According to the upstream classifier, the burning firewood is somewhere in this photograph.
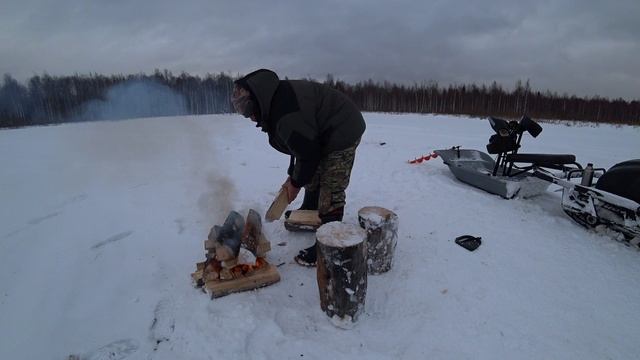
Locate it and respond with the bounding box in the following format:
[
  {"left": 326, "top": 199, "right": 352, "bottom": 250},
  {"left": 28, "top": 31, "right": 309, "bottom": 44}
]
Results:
[
  {"left": 191, "top": 209, "right": 280, "bottom": 298},
  {"left": 207, "top": 211, "right": 244, "bottom": 264},
  {"left": 241, "top": 209, "right": 271, "bottom": 257}
]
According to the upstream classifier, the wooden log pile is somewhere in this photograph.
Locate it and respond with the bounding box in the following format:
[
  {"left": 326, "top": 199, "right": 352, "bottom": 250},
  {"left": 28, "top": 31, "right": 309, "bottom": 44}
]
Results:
[
  {"left": 191, "top": 209, "right": 280, "bottom": 298},
  {"left": 284, "top": 210, "right": 322, "bottom": 232}
]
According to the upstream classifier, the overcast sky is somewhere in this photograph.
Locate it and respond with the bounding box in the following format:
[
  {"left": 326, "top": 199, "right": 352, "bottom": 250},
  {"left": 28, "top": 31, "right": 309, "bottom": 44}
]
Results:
[{"left": 1, "top": 0, "right": 638, "bottom": 100}]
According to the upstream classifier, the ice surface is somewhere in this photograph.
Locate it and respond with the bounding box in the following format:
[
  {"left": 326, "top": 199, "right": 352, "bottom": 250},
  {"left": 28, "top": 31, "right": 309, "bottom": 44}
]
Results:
[{"left": 1, "top": 113, "right": 639, "bottom": 359}]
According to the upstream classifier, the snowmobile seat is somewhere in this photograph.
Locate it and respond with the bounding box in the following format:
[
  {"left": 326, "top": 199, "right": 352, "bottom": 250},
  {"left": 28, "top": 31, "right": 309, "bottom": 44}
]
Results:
[
  {"left": 608, "top": 159, "right": 640, "bottom": 170},
  {"left": 596, "top": 160, "right": 640, "bottom": 204},
  {"left": 506, "top": 153, "right": 576, "bottom": 165},
  {"left": 486, "top": 133, "right": 519, "bottom": 154}
]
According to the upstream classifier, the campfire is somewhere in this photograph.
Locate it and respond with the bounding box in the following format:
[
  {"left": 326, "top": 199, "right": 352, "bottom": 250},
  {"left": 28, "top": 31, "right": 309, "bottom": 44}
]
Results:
[
  {"left": 191, "top": 209, "right": 280, "bottom": 298},
  {"left": 194, "top": 257, "right": 269, "bottom": 285}
]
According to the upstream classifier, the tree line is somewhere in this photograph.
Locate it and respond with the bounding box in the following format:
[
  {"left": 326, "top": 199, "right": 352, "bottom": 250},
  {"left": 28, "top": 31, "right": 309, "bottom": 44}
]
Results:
[
  {"left": 330, "top": 77, "right": 639, "bottom": 125},
  {"left": 0, "top": 70, "right": 234, "bottom": 128},
  {"left": 1, "top": 71, "right": 638, "bottom": 129}
]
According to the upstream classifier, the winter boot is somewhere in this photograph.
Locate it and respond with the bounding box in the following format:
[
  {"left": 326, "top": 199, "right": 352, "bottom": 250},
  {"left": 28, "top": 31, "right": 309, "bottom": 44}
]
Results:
[
  {"left": 294, "top": 243, "right": 317, "bottom": 267},
  {"left": 285, "top": 190, "right": 319, "bottom": 219}
]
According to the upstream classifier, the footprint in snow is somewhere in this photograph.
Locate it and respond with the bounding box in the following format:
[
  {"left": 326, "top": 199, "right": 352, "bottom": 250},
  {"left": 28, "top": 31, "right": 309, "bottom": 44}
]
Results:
[
  {"left": 27, "top": 211, "right": 62, "bottom": 225},
  {"left": 91, "top": 231, "right": 134, "bottom": 250},
  {"left": 149, "top": 298, "right": 176, "bottom": 351},
  {"left": 174, "top": 218, "right": 186, "bottom": 235},
  {"left": 68, "top": 338, "right": 138, "bottom": 360}
]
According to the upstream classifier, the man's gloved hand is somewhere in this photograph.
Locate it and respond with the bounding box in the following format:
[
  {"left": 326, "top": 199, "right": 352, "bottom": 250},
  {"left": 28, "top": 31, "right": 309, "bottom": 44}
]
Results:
[{"left": 282, "top": 177, "right": 301, "bottom": 204}]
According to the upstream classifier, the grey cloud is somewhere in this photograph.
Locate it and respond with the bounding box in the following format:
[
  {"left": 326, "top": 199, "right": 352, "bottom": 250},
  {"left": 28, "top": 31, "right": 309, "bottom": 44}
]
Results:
[{"left": 1, "top": 0, "right": 638, "bottom": 100}]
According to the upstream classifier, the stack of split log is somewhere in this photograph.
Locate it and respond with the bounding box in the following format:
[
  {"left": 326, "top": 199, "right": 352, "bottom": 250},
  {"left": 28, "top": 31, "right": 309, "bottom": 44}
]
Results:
[
  {"left": 264, "top": 187, "right": 322, "bottom": 231},
  {"left": 191, "top": 209, "right": 280, "bottom": 298},
  {"left": 284, "top": 210, "right": 322, "bottom": 232}
]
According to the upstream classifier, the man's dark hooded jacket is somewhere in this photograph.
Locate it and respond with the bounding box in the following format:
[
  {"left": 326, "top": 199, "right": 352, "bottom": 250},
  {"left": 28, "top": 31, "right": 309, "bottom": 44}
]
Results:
[{"left": 236, "top": 69, "right": 366, "bottom": 188}]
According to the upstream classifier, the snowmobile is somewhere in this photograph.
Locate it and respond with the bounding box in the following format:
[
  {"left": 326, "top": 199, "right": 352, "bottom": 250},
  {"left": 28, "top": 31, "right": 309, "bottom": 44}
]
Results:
[{"left": 434, "top": 115, "right": 640, "bottom": 246}]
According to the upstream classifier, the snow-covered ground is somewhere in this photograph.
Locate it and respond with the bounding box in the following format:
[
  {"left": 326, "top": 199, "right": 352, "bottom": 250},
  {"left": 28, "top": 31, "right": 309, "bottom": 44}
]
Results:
[{"left": 1, "top": 113, "right": 639, "bottom": 360}]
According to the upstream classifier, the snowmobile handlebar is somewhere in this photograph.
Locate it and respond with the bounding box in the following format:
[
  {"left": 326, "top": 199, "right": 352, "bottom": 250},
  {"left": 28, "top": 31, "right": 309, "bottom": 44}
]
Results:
[{"left": 489, "top": 115, "right": 542, "bottom": 138}]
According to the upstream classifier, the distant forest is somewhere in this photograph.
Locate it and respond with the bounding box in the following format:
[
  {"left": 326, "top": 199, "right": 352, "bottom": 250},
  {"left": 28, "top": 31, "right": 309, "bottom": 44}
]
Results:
[{"left": 1, "top": 70, "right": 638, "bottom": 129}]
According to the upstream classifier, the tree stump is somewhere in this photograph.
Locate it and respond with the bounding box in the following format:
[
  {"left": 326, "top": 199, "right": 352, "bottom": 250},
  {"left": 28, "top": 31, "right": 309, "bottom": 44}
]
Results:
[
  {"left": 358, "top": 206, "right": 398, "bottom": 274},
  {"left": 316, "top": 222, "right": 368, "bottom": 328}
]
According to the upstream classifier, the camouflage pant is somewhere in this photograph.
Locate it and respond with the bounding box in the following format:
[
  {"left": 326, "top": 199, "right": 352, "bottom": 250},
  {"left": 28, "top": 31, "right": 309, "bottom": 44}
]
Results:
[{"left": 305, "top": 139, "right": 360, "bottom": 215}]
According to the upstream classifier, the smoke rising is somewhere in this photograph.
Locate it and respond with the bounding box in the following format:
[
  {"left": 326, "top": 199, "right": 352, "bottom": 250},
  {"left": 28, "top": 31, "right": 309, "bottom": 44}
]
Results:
[
  {"left": 197, "top": 174, "right": 237, "bottom": 225},
  {"left": 76, "top": 79, "right": 187, "bottom": 121}
]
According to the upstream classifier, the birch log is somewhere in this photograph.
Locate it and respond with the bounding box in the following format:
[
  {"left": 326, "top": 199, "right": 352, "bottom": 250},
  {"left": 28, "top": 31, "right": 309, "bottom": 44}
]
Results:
[
  {"left": 358, "top": 206, "right": 398, "bottom": 274},
  {"left": 316, "top": 222, "right": 367, "bottom": 328}
]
